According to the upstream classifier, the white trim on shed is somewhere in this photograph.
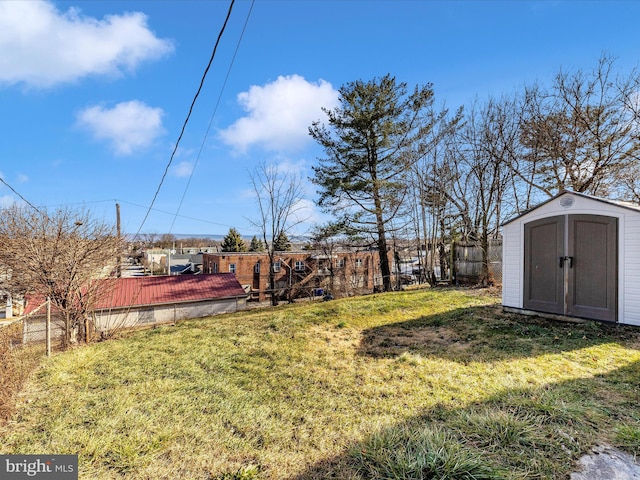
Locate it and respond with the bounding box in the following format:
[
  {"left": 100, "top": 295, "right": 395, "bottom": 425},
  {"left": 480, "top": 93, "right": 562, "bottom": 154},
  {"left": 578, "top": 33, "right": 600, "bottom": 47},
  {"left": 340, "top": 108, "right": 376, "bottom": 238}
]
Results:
[{"left": 502, "top": 191, "right": 640, "bottom": 326}]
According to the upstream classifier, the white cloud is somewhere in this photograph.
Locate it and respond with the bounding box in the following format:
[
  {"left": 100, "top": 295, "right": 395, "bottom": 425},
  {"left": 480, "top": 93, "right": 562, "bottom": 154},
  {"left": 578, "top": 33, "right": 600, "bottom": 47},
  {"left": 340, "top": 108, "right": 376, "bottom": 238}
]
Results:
[
  {"left": 290, "top": 198, "right": 322, "bottom": 229},
  {"left": 77, "top": 100, "right": 165, "bottom": 155},
  {"left": 220, "top": 75, "right": 340, "bottom": 153},
  {"left": 266, "top": 156, "right": 308, "bottom": 176},
  {"left": 172, "top": 161, "right": 194, "bottom": 178},
  {"left": 0, "top": 1, "right": 173, "bottom": 88},
  {"left": 0, "top": 172, "right": 29, "bottom": 185}
]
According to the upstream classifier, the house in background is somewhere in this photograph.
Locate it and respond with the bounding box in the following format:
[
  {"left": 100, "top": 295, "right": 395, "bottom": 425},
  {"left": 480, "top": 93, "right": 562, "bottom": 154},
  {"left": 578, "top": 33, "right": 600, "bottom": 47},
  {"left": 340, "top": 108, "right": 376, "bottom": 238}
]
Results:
[
  {"left": 502, "top": 190, "right": 640, "bottom": 326},
  {"left": 143, "top": 249, "right": 208, "bottom": 275},
  {"left": 168, "top": 253, "right": 203, "bottom": 275},
  {"left": 202, "top": 250, "right": 385, "bottom": 302},
  {"left": 21, "top": 274, "right": 248, "bottom": 343}
]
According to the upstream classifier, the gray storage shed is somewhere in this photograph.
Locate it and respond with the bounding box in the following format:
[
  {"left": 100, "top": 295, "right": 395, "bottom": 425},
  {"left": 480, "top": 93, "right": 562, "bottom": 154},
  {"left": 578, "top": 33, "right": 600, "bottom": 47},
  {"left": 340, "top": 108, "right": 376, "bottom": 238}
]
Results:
[{"left": 502, "top": 191, "right": 640, "bottom": 326}]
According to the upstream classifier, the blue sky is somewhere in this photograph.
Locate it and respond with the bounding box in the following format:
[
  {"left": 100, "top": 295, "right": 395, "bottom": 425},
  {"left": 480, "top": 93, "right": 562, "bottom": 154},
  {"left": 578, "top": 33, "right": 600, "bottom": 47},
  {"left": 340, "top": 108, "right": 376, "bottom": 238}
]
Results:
[{"left": 1, "top": 0, "right": 640, "bottom": 238}]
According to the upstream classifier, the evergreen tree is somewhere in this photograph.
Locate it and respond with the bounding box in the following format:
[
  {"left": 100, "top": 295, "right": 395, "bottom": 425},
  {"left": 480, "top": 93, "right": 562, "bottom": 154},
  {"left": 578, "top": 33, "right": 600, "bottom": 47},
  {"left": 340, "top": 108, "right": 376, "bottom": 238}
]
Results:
[
  {"left": 310, "top": 74, "right": 437, "bottom": 291},
  {"left": 249, "top": 235, "right": 265, "bottom": 252},
  {"left": 220, "top": 228, "right": 247, "bottom": 252},
  {"left": 272, "top": 231, "right": 291, "bottom": 251}
]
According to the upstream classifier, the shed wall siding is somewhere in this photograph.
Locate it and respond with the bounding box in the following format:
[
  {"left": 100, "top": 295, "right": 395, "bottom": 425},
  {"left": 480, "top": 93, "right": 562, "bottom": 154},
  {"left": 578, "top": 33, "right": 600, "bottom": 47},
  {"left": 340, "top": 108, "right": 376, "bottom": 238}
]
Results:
[
  {"left": 622, "top": 213, "right": 640, "bottom": 326},
  {"left": 502, "top": 222, "right": 522, "bottom": 308},
  {"left": 502, "top": 192, "right": 640, "bottom": 326},
  {"left": 20, "top": 298, "right": 247, "bottom": 344},
  {"left": 95, "top": 298, "right": 246, "bottom": 332}
]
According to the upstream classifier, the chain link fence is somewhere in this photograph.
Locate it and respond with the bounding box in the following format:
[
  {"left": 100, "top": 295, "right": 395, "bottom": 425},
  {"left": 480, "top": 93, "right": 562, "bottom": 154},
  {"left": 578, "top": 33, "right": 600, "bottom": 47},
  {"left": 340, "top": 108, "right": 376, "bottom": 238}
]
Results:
[
  {"left": 1, "top": 301, "right": 53, "bottom": 422},
  {"left": 0, "top": 300, "right": 60, "bottom": 351}
]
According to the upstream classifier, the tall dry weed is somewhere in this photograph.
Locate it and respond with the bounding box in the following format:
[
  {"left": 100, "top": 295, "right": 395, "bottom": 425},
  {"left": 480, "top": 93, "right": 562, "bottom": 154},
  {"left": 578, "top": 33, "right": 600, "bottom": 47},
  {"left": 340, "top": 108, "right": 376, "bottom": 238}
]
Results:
[{"left": 0, "top": 323, "right": 39, "bottom": 423}]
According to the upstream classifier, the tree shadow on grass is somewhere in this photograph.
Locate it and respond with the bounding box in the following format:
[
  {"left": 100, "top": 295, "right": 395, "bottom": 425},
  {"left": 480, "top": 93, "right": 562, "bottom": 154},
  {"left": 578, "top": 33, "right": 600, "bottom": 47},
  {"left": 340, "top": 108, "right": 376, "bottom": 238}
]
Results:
[
  {"left": 356, "top": 304, "right": 640, "bottom": 363},
  {"left": 290, "top": 358, "right": 640, "bottom": 479}
]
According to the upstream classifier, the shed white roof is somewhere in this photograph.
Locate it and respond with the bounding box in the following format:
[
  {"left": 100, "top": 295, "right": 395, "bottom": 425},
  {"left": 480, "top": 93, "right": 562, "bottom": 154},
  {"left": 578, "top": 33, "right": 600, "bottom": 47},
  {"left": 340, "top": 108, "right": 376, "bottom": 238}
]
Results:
[{"left": 502, "top": 190, "right": 640, "bottom": 226}]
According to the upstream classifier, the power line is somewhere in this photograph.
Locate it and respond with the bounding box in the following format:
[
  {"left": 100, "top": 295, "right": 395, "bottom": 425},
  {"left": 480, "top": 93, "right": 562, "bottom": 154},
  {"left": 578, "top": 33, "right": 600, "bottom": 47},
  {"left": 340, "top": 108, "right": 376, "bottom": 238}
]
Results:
[
  {"left": 20, "top": 197, "right": 261, "bottom": 235},
  {"left": 169, "top": 0, "right": 255, "bottom": 234},
  {"left": 0, "top": 176, "right": 43, "bottom": 214},
  {"left": 135, "top": 0, "right": 237, "bottom": 238},
  {"left": 39, "top": 199, "right": 118, "bottom": 208},
  {"left": 118, "top": 199, "right": 259, "bottom": 232}
]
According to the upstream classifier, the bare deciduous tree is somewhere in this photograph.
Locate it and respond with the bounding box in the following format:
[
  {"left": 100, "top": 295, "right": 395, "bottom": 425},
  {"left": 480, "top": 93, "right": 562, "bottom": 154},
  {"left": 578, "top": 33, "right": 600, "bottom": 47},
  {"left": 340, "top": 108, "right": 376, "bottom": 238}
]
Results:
[
  {"left": 408, "top": 104, "right": 461, "bottom": 284},
  {"left": 0, "top": 205, "right": 122, "bottom": 347},
  {"left": 519, "top": 54, "right": 640, "bottom": 198},
  {"left": 309, "top": 221, "right": 357, "bottom": 297},
  {"left": 454, "top": 97, "right": 519, "bottom": 284},
  {"left": 249, "top": 162, "right": 306, "bottom": 306}
]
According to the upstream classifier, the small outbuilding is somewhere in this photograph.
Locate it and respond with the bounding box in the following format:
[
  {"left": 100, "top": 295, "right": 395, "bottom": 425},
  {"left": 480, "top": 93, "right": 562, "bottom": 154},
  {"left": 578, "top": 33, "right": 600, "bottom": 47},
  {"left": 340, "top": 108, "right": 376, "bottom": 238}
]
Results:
[
  {"left": 502, "top": 191, "right": 640, "bottom": 326},
  {"left": 92, "top": 274, "right": 248, "bottom": 332},
  {"left": 21, "top": 274, "right": 248, "bottom": 343}
]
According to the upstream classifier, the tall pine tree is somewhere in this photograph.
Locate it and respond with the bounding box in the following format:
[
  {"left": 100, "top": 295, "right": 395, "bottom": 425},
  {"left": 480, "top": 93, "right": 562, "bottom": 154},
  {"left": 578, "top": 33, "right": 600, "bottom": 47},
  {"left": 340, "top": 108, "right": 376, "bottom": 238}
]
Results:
[
  {"left": 272, "top": 231, "right": 291, "bottom": 251},
  {"left": 220, "top": 228, "right": 247, "bottom": 252},
  {"left": 249, "top": 235, "right": 265, "bottom": 252},
  {"left": 310, "top": 75, "right": 437, "bottom": 291}
]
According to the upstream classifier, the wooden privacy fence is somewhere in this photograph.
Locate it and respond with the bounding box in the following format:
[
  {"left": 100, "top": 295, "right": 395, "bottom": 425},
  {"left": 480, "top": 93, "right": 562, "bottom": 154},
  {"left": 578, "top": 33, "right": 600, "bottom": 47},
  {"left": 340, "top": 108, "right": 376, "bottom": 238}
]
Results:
[{"left": 453, "top": 239, "right": 502, "bottom": 285}]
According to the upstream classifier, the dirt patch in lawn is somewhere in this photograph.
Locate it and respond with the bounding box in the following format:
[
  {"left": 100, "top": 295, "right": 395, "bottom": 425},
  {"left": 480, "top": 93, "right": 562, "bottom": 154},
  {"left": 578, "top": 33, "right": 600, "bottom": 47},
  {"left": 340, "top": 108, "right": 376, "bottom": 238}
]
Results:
[{"left": 360, "top": 324, "right": 459, "bottom": 358}]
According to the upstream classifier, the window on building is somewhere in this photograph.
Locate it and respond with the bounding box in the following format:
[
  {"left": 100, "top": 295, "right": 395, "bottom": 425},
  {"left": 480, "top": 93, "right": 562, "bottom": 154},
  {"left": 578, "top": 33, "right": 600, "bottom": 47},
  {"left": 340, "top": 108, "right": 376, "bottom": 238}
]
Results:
[
  {"left": 213, "top": 262, "right": 218, "bottom": 273},
  {"left": 336, "top": 258, "right": 345, "bottom": 268},
  {"left": 254, "top": 262, "right": 260, "bottom": 274},
  {"left": 355, "top": 258, "right": 363, "bottom": 268},
  {"left": 229, "top": 263, "right": 236, "bottom": 274},
  {"left": 295, "top": 260, "right": 305, "bottom": 271},
  {"left": 273, "top": 261, "right": 281, "bottom": 272}
]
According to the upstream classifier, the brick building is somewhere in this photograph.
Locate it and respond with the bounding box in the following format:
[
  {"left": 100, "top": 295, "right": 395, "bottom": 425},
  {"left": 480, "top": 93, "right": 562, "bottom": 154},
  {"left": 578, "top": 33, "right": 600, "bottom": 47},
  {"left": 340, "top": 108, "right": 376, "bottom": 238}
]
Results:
[{"left": 202, "top": 249, "right": 386, "bottom": 301}]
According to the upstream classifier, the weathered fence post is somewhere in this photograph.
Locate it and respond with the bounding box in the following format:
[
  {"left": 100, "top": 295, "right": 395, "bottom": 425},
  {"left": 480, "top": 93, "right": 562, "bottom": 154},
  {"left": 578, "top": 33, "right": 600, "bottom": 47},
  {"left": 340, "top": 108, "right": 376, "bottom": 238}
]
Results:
[
  {"left": 46, "top": 297, "right": 51, "bottom": 357},
  {"left": 450, "top": 240, "right": 455, "bottom": 285}
]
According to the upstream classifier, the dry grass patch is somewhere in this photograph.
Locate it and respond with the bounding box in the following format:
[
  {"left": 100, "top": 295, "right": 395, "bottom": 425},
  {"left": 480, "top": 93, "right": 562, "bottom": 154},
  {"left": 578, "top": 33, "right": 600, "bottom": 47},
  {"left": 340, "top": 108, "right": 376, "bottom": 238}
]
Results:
[
  {"left": 1, "top": 288, "right": 640, "bottom": 479},
  {"left": 0, "top": 323, "right": 43, "bottom": 424}
]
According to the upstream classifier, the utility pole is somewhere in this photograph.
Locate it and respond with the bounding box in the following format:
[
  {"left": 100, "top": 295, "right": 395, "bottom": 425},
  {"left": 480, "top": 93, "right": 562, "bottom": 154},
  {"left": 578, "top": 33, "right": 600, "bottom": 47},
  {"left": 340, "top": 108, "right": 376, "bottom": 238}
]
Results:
[
  {"left": 168, "top": 241, "right": 174, "bottom": 276},
  {"left": 116, "top": 202, "right": 121, "bottom": 277}
]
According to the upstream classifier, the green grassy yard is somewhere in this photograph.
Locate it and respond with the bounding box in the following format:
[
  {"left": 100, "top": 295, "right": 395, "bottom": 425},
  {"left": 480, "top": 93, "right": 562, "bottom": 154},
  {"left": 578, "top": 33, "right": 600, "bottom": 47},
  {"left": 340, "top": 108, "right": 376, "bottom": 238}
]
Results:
[{"left": 1, "top": 288, "right": 639, "bottom": 479}]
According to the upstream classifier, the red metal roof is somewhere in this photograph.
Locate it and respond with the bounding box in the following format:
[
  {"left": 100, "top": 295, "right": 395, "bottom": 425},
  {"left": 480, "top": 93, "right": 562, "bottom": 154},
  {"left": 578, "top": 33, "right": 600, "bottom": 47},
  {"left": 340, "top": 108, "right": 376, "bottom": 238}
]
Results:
[
  {"left": 95, "top": 274, "right": 246, "bottom": 309},
  {"left": 23, "top": 274, "right": 246, "bottom": 314}
]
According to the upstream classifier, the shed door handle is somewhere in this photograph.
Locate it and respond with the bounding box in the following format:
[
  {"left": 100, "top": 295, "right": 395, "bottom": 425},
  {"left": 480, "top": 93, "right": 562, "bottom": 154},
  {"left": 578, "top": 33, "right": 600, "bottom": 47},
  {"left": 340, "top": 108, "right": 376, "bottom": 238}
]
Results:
[{"left": 559, "top": 256, "right": 574, "bottom": 268}]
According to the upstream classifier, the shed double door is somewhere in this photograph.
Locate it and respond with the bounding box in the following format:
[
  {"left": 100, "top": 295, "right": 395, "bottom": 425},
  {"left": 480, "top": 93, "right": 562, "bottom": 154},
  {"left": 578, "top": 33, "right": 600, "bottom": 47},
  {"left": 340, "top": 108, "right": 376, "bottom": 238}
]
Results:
[{"left": 523, "top": 214, "right": 617, "bottom": 322}]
